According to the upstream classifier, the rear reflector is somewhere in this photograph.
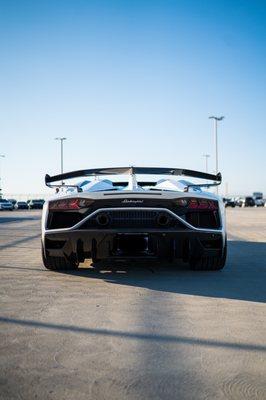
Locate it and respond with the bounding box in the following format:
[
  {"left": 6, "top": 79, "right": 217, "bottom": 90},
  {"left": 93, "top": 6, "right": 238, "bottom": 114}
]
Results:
[{"left": 49, "top": 198, "right": 93, "bottom": 210}]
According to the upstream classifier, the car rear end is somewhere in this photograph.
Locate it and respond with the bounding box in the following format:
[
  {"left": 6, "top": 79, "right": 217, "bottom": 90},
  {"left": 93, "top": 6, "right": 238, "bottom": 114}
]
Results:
[
  {"left": 0, "top": 200, "right": 14, "bottom": 211},
  {"left": 42, "top": 192, "right": 226, "bottom": 269},
  {"left": 16, "top": 201, "right": 29, "bottom": 210},
  {"left": 245, "top": 197, "right": 255, "bottom": 207},
  {"left": 29, "top": 200, "right": 44, "bottom": 209}
]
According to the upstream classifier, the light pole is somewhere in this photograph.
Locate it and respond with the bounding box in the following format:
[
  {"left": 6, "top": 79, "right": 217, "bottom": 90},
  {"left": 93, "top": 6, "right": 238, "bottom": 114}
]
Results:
[
  {"left": 203, "top": 154, "right": 210, "bottom": 173},
  {"left": 54, "top": 137, "right": 67, "bottom": 184},
  {"left": 0, "top": 154, "right": 5, "bottom": 198},
  {"left": 209, "top": 116, "right": 224, "bottom": 193}
]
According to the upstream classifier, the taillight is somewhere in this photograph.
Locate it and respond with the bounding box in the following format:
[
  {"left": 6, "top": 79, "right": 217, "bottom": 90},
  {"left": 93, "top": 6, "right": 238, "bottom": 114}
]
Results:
[
  {"left": 197, "top": 199, "right": 209, "bottom": 209},
  {"left": 49, "top": 198, "right": 94, "bottom": 210},
  {"left": 189, "top": 199, "right": 198, "bottom": 209},
  {"left": 175, "top": 198, "right": 218, "bottom": 210}
]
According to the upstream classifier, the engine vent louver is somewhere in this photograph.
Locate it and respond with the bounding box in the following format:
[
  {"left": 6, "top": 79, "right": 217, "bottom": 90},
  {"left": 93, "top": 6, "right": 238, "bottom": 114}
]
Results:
[
  {"left": 47, "top": 212, "right": 83, "bottom": 229},
  {"left": 186, "top": 211, "right": 220, "bottom": 229}
]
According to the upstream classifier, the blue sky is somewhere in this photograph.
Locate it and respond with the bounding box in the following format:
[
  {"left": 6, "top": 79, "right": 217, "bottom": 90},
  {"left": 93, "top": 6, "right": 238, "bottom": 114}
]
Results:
[{"left": 0, "top": 0, "right": 265, "bottom": 195}]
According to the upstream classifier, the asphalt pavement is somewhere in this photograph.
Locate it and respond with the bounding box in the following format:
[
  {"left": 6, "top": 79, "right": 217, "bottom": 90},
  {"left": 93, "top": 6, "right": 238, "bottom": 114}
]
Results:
[{"left": 0, "top": 208, "right": 266, "bottom": 400}]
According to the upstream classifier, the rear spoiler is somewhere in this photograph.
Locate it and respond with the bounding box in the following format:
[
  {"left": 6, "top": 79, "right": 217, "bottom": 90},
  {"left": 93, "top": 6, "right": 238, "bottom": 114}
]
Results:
[{"left": 45, "top": 167, "right": 222, "bottom": 190}]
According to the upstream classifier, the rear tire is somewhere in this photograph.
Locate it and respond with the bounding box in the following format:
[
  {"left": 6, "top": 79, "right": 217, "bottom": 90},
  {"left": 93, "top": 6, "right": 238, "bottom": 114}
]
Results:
[
  {"left": 42, "top": 246, "right": 79, "bottom": 271},
  {"left": 189, "top": 239, "right": 227, "bottom": 271}
]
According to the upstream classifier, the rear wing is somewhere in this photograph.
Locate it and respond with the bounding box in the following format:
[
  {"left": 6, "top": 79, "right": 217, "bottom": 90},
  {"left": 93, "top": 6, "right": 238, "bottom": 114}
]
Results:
[{"left": 45, "top": 166, "right": 222, "bottom": 191}]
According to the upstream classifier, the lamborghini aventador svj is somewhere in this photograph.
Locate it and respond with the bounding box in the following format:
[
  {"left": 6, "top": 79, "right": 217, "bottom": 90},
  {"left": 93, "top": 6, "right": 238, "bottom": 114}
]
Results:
[{"left": 42, "top": 167, "right": 227, "bottom": 271}]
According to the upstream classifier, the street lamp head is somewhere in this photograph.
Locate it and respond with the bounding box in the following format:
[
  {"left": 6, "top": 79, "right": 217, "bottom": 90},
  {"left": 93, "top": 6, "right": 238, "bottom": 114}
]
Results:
[
  {"left": 209, "top": 116, "right": 225, "bottom": 121},
  {"left": 55, "top": 137, "right": 67, "bottom": 141},
  {"left": 0, "top": 154, "right": 5, "bottom": 158}
]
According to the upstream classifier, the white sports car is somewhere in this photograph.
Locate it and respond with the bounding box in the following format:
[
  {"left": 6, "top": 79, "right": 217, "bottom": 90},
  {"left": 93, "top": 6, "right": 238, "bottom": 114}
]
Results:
[{"left": 42, "top": 167, "right": 227, "bottom": 271}]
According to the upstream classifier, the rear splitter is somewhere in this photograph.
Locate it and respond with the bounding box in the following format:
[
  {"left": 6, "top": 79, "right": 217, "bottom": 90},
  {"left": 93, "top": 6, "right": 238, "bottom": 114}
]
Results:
[{"left": 43, "top": 229, "right": 224, "bottom": 262}]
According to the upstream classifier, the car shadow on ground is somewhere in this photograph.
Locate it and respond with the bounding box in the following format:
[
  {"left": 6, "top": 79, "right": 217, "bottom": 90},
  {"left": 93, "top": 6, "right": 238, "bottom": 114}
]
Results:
[
  {"left": 0, "top": 216, "right": 38, "bottom": 224},
  {"left": 62, "top": 240, "right": 266, "bottom": 304},
  {"left": 1, "top": 240, "right": 266, "bottom": 355}
]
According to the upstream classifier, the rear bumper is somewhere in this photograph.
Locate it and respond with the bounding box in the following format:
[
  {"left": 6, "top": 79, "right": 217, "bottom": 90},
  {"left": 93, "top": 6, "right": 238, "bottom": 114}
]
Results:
[{"left": 43, "top": 228, "right": 225, "bottom": 262}]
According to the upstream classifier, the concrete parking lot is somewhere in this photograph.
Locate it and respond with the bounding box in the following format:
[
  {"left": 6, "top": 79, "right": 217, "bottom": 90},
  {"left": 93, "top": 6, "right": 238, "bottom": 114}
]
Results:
[{"left": 0, "top": 208, "right": 266, "bottom": 400}]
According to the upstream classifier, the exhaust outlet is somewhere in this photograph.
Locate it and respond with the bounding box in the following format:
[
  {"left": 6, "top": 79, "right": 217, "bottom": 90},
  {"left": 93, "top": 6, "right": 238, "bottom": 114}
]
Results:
[
  {"left": 96, "top": 213, "right": 110, "bottom": 226},
  {"left": 157, "top": 213, "right": 170, "bottom": 227}
]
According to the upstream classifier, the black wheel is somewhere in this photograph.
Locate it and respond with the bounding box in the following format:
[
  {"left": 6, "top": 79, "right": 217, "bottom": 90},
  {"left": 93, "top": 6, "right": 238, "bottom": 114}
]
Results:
[
  {"left": 42, "top": 246, "right": 79, "bottom": 271},
  {"left": 189, "top": 239, "right": 227, "bottom": 271}
]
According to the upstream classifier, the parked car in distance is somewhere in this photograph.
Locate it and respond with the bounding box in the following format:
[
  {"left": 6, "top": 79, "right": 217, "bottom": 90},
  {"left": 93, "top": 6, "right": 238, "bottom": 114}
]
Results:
[
  {"left": 252, "top": 192, "right": 264, "bottom": 207},
  {"left": 235, "top": 197, "right": 244, "bottom": 207},
  {"left": 0, "top": 199, "right": 14, "bottom": 211},
  {"left": 7, "top": 199, "right": 17, "bottom": 208},
  {"left": 14, "top": 201, "right": 29, "bottom": 210},
  {"left": 235, "top": 197, "right": 255, "bottom": 207},
  {"left": 254, "top": 198, "right": 265, "bottom": 207},
  {"left": 245, "top": 197, "right": 256, "bottom": 207},
  {"left": 223, "top": 198, "right": 236, "bottom": 208},
  {"left": 28, "top": 199, "right": 45, "bottom": 209},
  {"left": 240, "top": 197, "right": 255, "bottom": 207}
]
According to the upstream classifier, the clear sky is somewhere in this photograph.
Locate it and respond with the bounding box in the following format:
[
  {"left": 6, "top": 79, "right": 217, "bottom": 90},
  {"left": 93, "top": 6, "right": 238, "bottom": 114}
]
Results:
[{"left": 0, "top": 0, "right": 265, "bottom": 196}]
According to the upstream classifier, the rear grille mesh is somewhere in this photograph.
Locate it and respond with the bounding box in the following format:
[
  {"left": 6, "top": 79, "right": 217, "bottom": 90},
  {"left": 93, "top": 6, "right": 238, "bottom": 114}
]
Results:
[
  {"left": 112, "top": 210, "right": 158, "bottom": 223},
  {"left": 80, "top": 209, "right": 180, "bottom": 229}
]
